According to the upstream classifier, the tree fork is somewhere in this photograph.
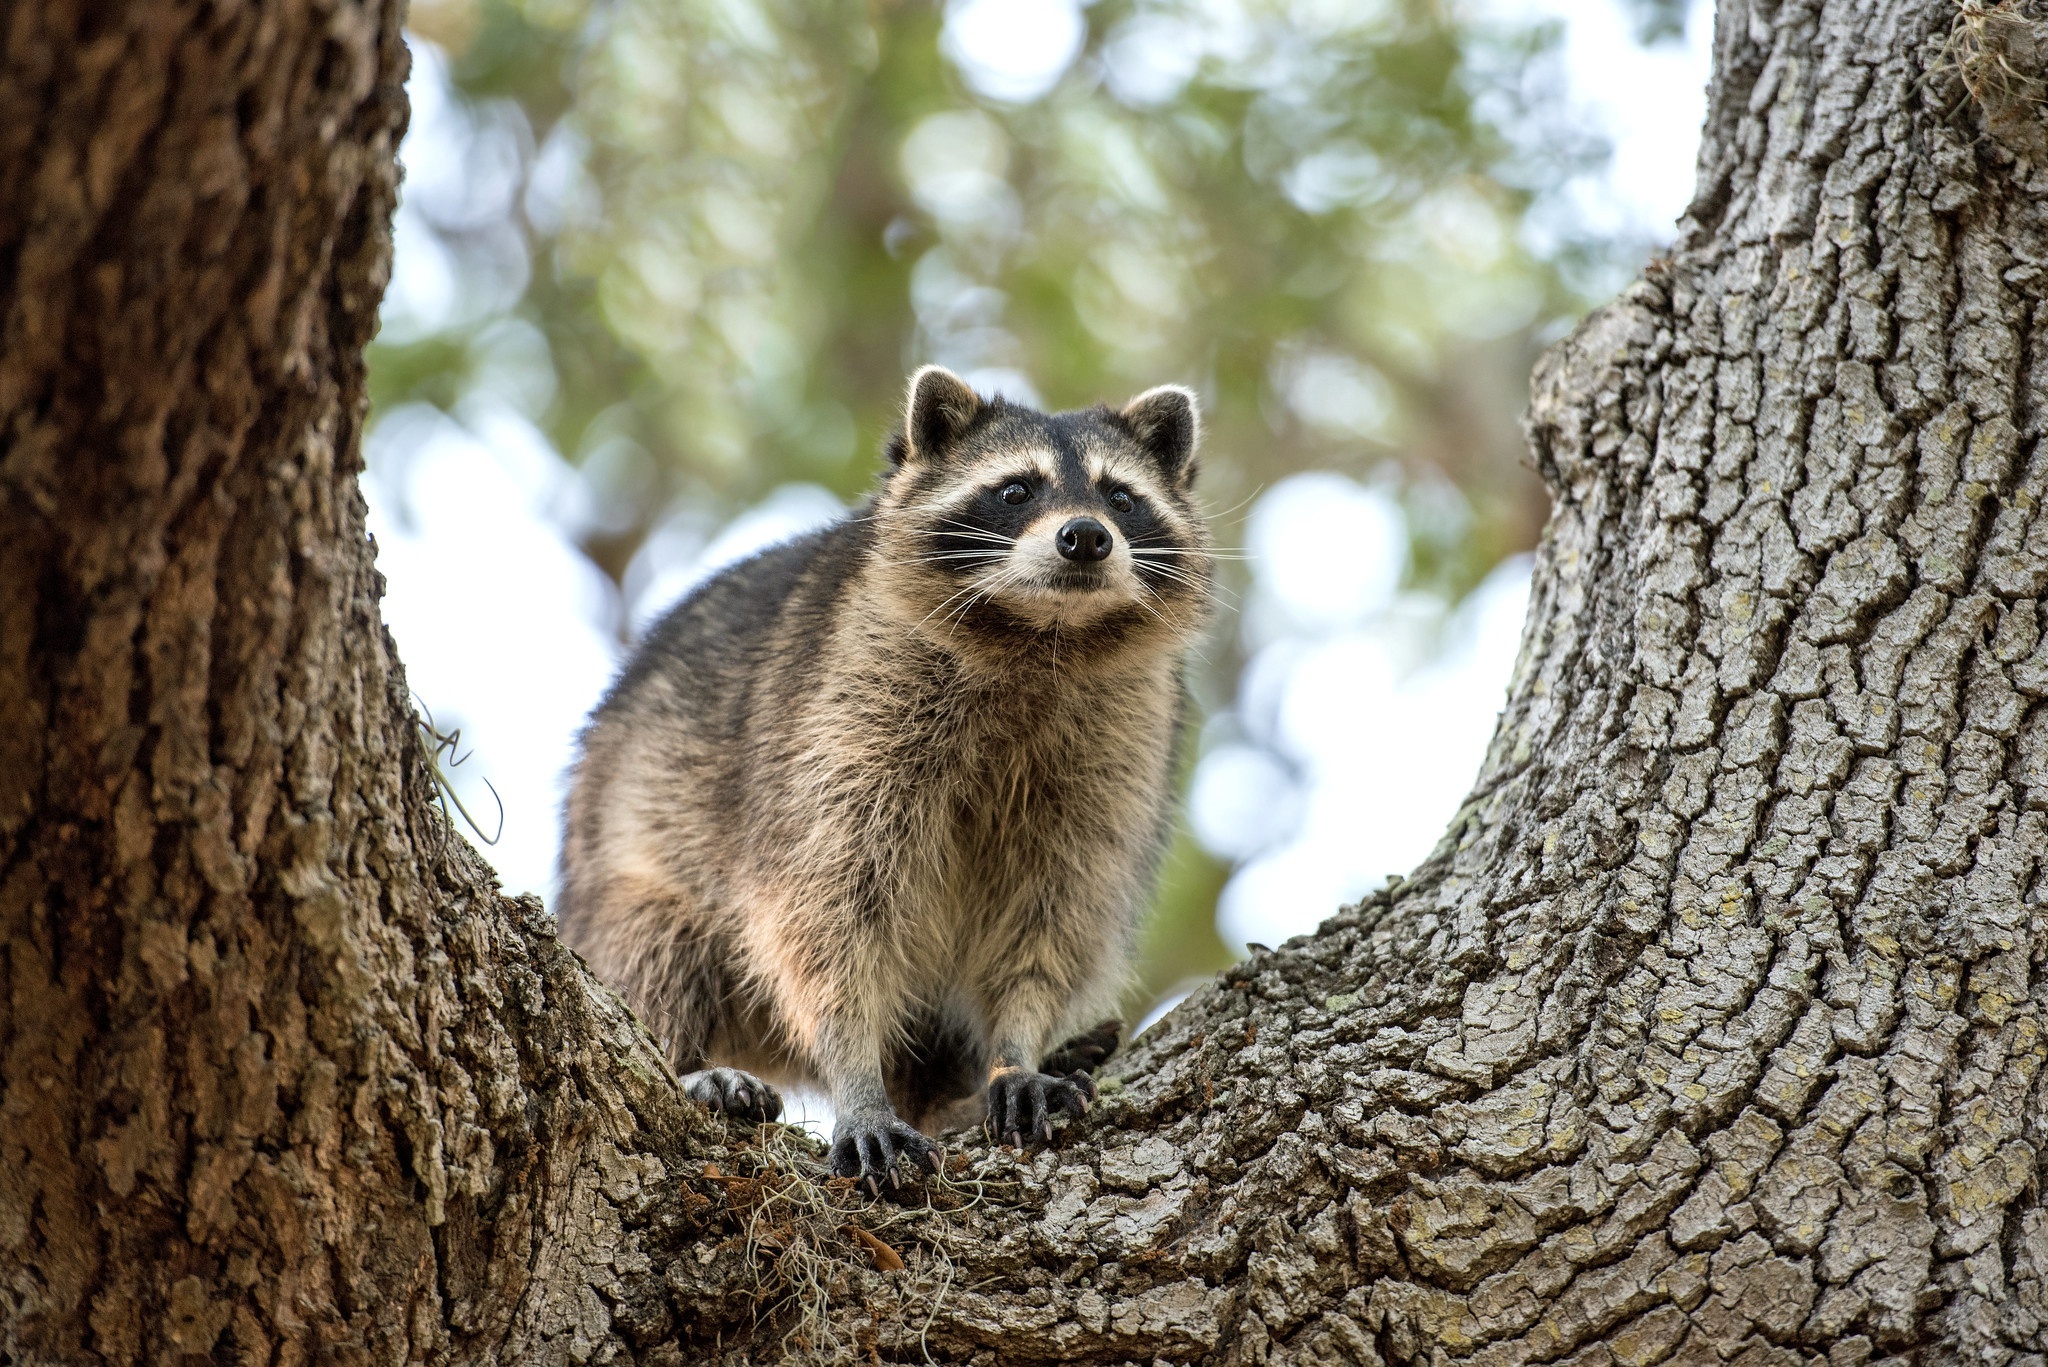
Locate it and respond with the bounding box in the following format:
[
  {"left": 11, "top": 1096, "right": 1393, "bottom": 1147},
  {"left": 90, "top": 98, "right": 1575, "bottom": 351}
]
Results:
[{"left": 5, "top": 0, "right": 2048, "bottom": 1363}]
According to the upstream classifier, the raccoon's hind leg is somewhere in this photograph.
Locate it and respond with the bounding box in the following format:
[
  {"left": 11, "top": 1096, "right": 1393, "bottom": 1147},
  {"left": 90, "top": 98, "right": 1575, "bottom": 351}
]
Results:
[
  {"left": 563, "top": 890, "right": 785, "bottom": 1126},
  {"left": 649, "top": 948, "right": 785, "bottom": 1126}
]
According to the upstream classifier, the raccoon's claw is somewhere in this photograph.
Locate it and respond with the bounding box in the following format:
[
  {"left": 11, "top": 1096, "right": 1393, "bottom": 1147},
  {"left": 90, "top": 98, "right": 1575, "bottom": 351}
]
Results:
[
  {"left": 985, "top": 1068, "right": 1091, "bottom": 1150},
  {"left": 681, "top": 1067, "right": 784, "bottom": 1124},
  {"left": 829, "top": 1113, "right": 939, "bottom": 1195}
]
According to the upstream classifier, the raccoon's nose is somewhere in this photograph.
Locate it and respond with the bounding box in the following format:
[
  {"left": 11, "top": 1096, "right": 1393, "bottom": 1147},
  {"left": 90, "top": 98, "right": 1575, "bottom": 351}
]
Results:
[{"left": 1057, "top": 517, "right": 1114, "bottom": 563}]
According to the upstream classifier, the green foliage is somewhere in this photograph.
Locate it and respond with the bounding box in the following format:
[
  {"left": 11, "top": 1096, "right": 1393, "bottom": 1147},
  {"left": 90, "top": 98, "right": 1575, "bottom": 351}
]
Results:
[{"left": 378, "top": 0, "right": 1632, "bottom": 1016}]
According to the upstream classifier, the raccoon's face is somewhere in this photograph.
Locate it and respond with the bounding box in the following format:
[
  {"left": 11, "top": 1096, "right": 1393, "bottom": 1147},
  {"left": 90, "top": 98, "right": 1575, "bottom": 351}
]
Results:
[{"left": 875, "top": 366, "right": 1213, "bottom": 640}]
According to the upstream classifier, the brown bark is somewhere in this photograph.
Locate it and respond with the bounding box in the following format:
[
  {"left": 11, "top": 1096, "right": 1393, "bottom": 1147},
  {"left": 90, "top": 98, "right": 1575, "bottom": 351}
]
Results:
[
  {"left": 0, "top": 4, "right": 708, "bottom": 1363},
  {"left": 5, "top": 0, "right": 2047, "bottom": 1363}
]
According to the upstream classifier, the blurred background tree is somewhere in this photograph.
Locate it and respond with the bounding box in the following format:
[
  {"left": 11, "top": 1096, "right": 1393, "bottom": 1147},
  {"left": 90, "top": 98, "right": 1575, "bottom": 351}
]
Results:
[{"left": 366, "top": 0, "right": 1707, "bottom": 1055}]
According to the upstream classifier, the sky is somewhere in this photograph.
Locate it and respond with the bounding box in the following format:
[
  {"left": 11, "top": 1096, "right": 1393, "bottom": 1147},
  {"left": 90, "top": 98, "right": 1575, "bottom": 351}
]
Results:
[{"left": 366, "top": 0, "right": 1714, "bottom": 955}]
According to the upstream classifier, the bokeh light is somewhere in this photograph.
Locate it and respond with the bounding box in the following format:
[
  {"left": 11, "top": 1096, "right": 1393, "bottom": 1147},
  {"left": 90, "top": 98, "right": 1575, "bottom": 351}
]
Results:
[{"left": 366, "top": 0, "right": 1713, "bottom": 1051}]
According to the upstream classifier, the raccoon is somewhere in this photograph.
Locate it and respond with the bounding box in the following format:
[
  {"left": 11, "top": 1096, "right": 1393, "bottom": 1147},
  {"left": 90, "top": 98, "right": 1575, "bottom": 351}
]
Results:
[{"left": 557, "top": 365, "right": 1213, "bottom": 1190}]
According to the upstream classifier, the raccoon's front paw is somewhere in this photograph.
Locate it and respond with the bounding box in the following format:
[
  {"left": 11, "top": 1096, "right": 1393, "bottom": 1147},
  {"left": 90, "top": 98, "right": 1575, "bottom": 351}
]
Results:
[
  {"left": 984, "top": 1067, "right": 1094, "bottom": 1148},
  {"left": 829, "top": 1112, "right": 942, "bottom": 1196},
  {"left": 680, "top": 1067, "right": 783, "bottom": 1124}
]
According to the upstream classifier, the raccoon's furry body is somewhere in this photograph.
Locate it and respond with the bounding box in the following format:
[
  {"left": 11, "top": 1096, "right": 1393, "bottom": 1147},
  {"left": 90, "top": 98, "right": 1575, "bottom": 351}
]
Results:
[{"left": 558, "top": 367, "right": 1212, "bottom": 1185}]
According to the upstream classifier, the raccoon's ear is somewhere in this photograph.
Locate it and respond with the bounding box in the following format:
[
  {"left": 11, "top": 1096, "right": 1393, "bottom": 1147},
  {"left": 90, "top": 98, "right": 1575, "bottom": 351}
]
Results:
[
  {"left": 1118, "top": 384, "right": 1201, "bottom": 487},
  {"left": 897, "top": 365, "right": 985, "bottom": 465}
]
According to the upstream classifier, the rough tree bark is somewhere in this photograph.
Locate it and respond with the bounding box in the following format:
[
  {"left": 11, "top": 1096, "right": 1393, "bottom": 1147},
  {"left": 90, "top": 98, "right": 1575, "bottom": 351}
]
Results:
[{"left": 4, "top": 0, "right": 2046, "bottom": 1362}]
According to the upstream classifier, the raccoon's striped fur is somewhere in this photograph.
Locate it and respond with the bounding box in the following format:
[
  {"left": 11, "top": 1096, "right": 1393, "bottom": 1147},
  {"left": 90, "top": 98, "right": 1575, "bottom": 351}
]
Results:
[{"left": 557, "top": 366, "right": 1213, "bottom": 1188}]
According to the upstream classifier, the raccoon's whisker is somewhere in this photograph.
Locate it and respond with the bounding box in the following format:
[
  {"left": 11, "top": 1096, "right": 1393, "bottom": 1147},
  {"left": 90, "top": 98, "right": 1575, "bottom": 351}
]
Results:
[
  {"left": 1128, "top": 551, "right": 1221, "bottom": 579},
  {"left": 945, "top": 561, "right": 1026, "bottom": 633},
  {"left": 1156, "top": 577, "right": 1241, "bottom": 610},
  {"left": 1131, "top": 560, "right": 1210, "bottom": 591},
  {"left": 930, "top": 532, "right": 1016, "bottom": 548},
  {"left": 1136, "top": 562, "right": 1239, "bottom": 608},
  {"left": 1138, "top": 555, "right": 1211, "bottom": 579},
  {"left": 934, "top": 519, "right": 1018, "bottom": 545},
  {"left": 1198, "top": 485, "right": 1267, "bottom": 528},
  {"left": 1132, "top": 578, "right": 1202, "bottom": 632},
  {"left": 905, "top": 551, "right": 1009, "bottom": 566},
  {"left": 880, "top": 549, "right": 1007, "bottom": 573},
  {"left": 915, "top": 584, "right": 981, "bottom": 631},
  {"left": 918, "top": 566, "right": 1010, "bottom": 632},
  {"left": 1131, "top": 559, "right": 1245, "bottom": 574},
  {"left": 1132, "top": 555, "right": 1242, "bottom": 572},
  {"left": 1176, "top": 632, "right": 1221, "bottom": 672},
  {"left": 882, "top": 548, "right": 1007, "bottom": 566},
  {"left": 939, "top": 585, "right": 994, "bottom": 635},
  {"left": 949, "top": 564, "right": 1017, "bottom": 626},
  {"left": 1127, "top": 587, "right": 1170, "bottom": 627},
  {"left": 1137, "top": 575, "right": 1206, "bottom": 603},
  {"left": 922, "top": 541, "right": 1014, "bottom": 564}
]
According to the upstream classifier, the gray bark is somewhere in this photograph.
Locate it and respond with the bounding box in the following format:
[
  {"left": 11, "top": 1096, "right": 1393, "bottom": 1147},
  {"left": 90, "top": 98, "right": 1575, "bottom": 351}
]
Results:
[{"left": 4, "top": 0, "right": 2046, "bottom": 1363}]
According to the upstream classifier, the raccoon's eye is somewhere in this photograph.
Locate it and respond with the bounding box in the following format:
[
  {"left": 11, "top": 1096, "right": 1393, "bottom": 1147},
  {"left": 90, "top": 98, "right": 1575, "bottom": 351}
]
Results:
[
  {"left": 1000, "top": 482, "right": 1031, "bottom": 505},
  {"left": 1108, "top": 489, "right": 1135, "bottom": 513}
]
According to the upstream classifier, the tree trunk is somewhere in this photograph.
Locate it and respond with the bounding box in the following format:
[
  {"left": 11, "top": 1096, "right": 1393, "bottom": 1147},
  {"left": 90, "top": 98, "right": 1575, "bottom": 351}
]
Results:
[
  {"left": 0, "top": 5, "right": 711, "bottom": 1363},
  {"left": 5, "top": 0, "right": 2046, "bottom": 1363}
]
